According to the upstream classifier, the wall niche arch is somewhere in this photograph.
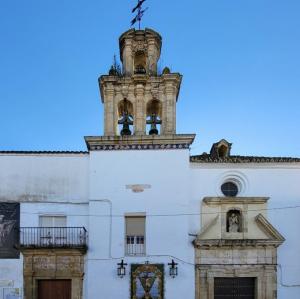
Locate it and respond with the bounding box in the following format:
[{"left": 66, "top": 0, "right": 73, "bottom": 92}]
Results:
[
  {"left": 134, "top": 51, "right": 146, "bottom": 74},
  {"left": 226, "top": 209, "right": 242, "bottom": 233}
]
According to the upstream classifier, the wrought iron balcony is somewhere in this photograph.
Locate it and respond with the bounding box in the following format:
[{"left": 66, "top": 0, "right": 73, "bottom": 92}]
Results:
[{"left": 20, "top": 227, "right": 87, "bottom": 251}]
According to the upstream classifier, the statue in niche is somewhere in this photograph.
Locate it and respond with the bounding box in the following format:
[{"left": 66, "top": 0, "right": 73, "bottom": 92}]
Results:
[{"left": 227, "top": 211, "right": 241, "bottom": 233}]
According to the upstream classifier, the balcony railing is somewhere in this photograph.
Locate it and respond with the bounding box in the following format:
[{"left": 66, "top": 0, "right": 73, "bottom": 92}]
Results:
[
  {"left": 20, "top": 227, "right": 87, "bottom": 250},
  {"left": 125, "top": 235, "right": 145, "bottom": 256}
]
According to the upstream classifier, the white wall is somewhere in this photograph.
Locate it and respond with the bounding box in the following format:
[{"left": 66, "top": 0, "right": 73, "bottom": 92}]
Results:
[
  {"left": 86, "top": 149, "right": 195, "bottom": 299},
  {"left": 0, "top": 153, "right": 89, "bottom": 203}
]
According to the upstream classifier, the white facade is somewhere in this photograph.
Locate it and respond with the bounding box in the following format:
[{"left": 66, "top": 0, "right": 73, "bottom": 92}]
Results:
[{"left": 0, "top": 151, "right": 299, "bottom": 298}]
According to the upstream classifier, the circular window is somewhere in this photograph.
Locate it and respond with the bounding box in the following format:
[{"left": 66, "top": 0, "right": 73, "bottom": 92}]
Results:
[{"left": 221, "top": 182, "right": 239, "bottom": 197}]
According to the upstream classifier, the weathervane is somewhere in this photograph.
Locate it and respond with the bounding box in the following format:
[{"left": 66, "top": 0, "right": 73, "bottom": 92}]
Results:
[{"left": 131, "top": 0, "right": 148, "bottom": 29}]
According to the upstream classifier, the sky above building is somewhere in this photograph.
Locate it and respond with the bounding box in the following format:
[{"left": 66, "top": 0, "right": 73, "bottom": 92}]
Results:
[{"left": 0, "top": 0, "right": 299, "bottom": 156}]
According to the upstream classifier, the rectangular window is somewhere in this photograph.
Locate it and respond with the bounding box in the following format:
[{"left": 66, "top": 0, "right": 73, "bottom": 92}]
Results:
[{"left": 125, "top": 216, "right": 145, "bottom": 256}]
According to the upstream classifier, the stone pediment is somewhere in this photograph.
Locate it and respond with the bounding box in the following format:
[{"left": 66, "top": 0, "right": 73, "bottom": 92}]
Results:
[{"left": 194, "top": 213, "right": 284, "bottom": 248}]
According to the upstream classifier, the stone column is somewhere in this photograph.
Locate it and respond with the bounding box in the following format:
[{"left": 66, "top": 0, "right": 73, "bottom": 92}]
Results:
[
  {"left": 134, "top": 84, "right": 146, "bottom": 135},
  {"left": 147, "top": 39, "right": 158, "bottom": 75},
  {"left": 104, "top": 85, "right": 115, "bottom": 136},
  {"left": 163, "top": 83, "right": 176, "bottom": 134},
  {"left": 122, "top": 40, "right": 133, "bottom": 76}
]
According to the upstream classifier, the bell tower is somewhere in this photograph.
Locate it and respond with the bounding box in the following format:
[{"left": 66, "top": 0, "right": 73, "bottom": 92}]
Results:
[
  {"left": 99, "top": 28, "right": 182, "bottom": 137},
  {"left": 85, "top": 28, "right": 195, "bottom": 150}
]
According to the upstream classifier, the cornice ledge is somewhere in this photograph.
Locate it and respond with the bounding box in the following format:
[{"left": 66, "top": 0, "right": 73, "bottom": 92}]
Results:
[
  {"left": 193, "top": 238, "right": 283, "bottom": 249},
  {"left": 255, "top": 213, "right": 285, "bottom": 242},
  {"left": 85, "top": 134, "right": 195, "bottom": 151},
  {"left": 203, "top": 197, "right": 269, "bottom": 205}
]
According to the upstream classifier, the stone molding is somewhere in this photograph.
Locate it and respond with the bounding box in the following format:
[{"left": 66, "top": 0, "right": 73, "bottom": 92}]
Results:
[
  {"left": 255, "top": 213, "right": 285, "bottom": 242},
  {"left": 126, "top": 184, "right": 151, "bottom": 193},
  {"left": 203, "top": 196, "right": 269, "bottom": 205},
  {"left": 191, "top": 154, "right": 300, "bottom": 163},
  {"left": 85, "top": 134, "right": 195, "bottom": 151},
  {"left": 193, "top": 238, "right": 283, "bottom": 248}
]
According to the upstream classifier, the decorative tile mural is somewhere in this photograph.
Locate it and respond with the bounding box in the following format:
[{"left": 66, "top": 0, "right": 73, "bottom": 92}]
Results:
[
  {"left": 0, "top": 203, "right": 20, "bottom": 258},
  {"left": 131, "top": 264, "right": 164, "bottom": 299}
]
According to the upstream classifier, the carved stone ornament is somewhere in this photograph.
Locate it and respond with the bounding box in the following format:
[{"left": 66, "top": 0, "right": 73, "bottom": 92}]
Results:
[
  {"left": 126, "top": 184, "right": 151, "bottom": 193},
  {"left": 134, "top": 40, "right": 147, "bottom": 52}
]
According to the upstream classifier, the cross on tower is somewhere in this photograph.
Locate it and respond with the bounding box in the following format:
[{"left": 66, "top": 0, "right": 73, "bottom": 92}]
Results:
[{"left": 131, "top": 0, "right": 148, "bottom": 29}]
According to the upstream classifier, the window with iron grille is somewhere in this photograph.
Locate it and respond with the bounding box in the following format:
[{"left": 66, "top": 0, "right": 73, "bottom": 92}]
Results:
[{"left": 125, "top": 216, "right": 145, "bottom": 256}]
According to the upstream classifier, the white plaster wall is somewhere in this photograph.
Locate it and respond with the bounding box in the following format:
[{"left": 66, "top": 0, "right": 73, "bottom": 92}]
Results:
[
  {"left": 86, "top": 149, "right": 195, "bottom": 299},
  {"left": 0, "top": 257, "right": 23, "bottom": 299},
  {"left": 190, "top": 163, "right": 300, "bottom": 298},
  {"left": 0, "top": 153, "right": 89, "bottom": 203}
]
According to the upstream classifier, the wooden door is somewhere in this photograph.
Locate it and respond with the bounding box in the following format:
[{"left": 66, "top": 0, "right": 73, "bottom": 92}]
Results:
[
  {"left": 38, "top": 279, "right": 71, "bottom": 299},
  {"left": 214, "top": 277, "right": 255, "bottom": 299}
]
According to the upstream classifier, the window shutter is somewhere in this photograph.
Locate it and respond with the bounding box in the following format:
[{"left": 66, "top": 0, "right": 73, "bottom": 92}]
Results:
[
  {"left": 40, "top": 216, "right": 53, "bottom": 227},
  {"left": 126, "top": 216, "right": 145, "bottom": 236},
  {"left": 54, "top": 216, "right": 66, "bottom": 227},
  {"left": 39, "top": 216, "right": 66, "bottom": 227}
]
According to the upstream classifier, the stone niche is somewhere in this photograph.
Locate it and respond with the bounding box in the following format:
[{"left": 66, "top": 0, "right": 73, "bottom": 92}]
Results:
[
  {"left": 194, "top": 197, "right": 285, "bottom": 299},
  {"left": 22, "top": 249, "right": 85, "bottom": 299}
]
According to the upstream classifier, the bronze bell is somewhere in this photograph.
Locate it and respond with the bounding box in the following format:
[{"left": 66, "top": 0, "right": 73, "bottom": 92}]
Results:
[
  {"left": 149, "top": 127, "right": 158, "bottom": 135},
  {"left": 120, "top": 125, "right": 132, "bottom": 136}
]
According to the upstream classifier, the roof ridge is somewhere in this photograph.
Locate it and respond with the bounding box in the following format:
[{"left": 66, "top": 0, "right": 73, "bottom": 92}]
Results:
[{"left": 190, "top": 154, "right": 300, "bottom": 163}]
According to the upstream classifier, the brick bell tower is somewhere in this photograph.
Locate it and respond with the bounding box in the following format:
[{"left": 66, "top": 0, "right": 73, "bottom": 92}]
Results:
[{"left": 85, "top": 28, "right": 195, "bottom": 150}]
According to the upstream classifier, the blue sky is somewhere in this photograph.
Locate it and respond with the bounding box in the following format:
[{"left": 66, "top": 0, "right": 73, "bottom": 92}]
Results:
[{"left": 0, "top": 0, "right": 299, "bottom": 156}]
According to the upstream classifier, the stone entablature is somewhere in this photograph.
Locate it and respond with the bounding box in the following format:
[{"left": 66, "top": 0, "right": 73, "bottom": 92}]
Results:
[{"left": 22, "top": 249, "right": 85, "bottom": 299}]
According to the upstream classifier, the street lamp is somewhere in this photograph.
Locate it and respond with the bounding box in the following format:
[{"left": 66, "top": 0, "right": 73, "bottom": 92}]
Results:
[
  {"left": 117, "top": 260, "right": 127, "bottom": 278},
  {"left": 168, "top": 259, "right": 178, "bottom": 278}
]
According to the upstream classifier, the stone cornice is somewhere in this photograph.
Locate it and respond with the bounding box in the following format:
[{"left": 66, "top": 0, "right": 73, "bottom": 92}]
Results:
[
  {"left": 193, "top": 238, "right": 283, "bottom": 249},
  {"left": 85, "top": 134, "right": 195, "bottom": 151},
  {"left": 255, "top": 213, "right": 285, "bottom": 242},
  {"left": 203, "top": 197, "right": 269, "bottom": 205},
  {"left": 191, "top": 154, "right": 300, "bottom": 163},
  {"left": 99, "top": 73, "right": 182, "bottom": 103}
]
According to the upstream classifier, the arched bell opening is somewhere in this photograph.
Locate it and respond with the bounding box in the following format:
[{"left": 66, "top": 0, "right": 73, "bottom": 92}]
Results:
[
  {"left": 118, "top": 99, "right": 134, "bottom": 136},
  {"left": 134, "top": 51, "right": 146, "bottom": 74},
  {"left": 146, "top": 99, "right": 162, "bottom": 135},
  {"left": 226, "top": 209, "right": 242, "bottom": 233}
]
